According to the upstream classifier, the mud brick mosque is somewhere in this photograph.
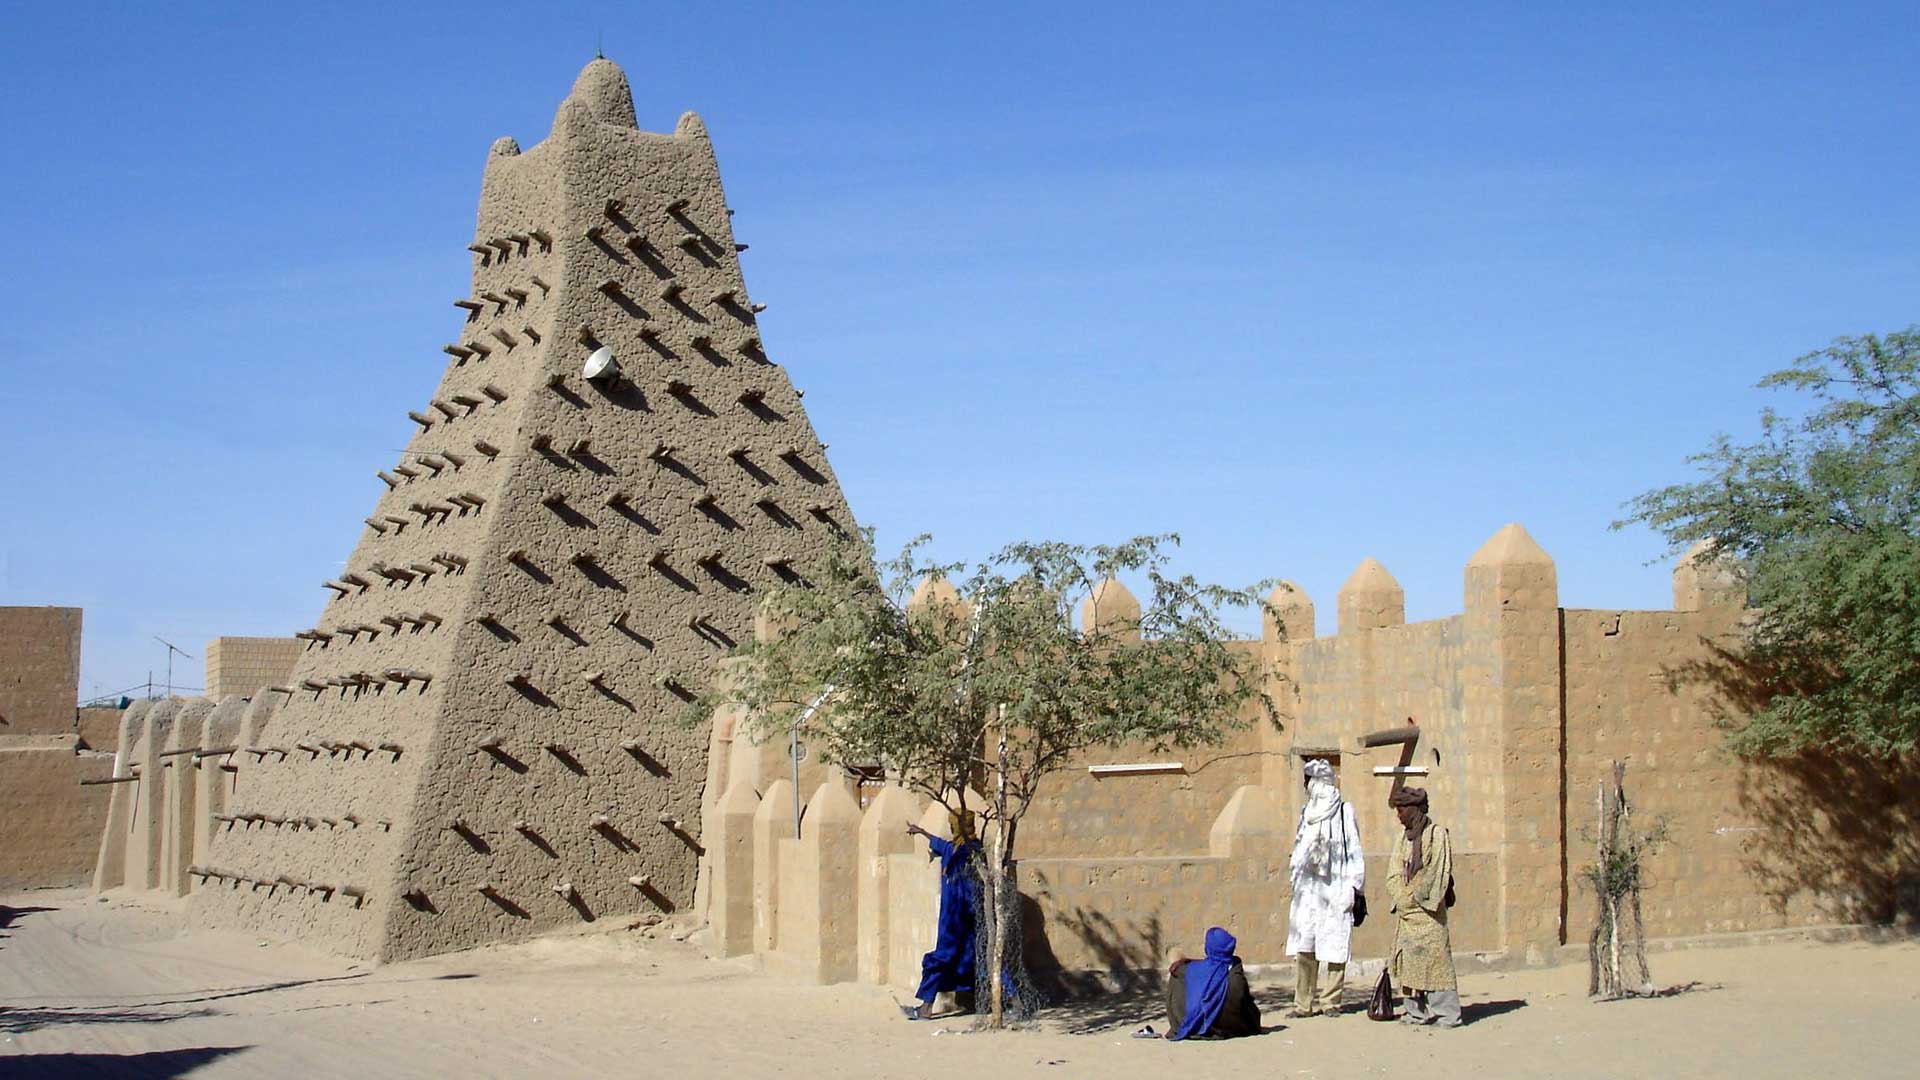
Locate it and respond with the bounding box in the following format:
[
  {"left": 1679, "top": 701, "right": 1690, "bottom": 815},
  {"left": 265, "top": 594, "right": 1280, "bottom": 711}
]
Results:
[{"left": 6, "top": 59, "right": 1908, "bottom": 986}]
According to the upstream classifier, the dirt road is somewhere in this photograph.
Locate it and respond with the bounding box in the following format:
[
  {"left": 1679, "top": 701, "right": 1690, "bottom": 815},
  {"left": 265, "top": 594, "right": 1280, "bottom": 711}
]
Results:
[{"left": 3, "top": 889, "right": 1914, "bottom": 1078}]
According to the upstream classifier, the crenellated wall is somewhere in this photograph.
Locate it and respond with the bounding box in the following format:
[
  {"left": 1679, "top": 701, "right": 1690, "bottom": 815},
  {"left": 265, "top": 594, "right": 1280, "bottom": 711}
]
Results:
[
  {"left": 707, "top": 768, "right": 1504, "bottom": 990},
  {"left": 701, "top": 523, "right": 1920, "bottom": 988}
]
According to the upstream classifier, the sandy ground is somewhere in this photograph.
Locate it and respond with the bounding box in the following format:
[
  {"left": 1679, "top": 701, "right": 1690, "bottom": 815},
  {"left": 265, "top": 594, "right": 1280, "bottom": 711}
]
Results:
[{"left": 2, "top": 889, "right": 1916, "bottom": 1079}]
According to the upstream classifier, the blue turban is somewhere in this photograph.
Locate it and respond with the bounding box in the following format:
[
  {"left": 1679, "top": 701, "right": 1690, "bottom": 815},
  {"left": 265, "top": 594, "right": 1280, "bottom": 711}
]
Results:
[{"left": 1168, "top": 927, "right": 1237, "bottom": 1041}]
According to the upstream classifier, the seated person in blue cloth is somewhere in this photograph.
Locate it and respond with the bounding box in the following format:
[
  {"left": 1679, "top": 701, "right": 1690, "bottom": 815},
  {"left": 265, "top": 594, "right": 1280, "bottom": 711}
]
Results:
[
  {"left": 1165, "top": 927, "right": 1262, "bottom": 1040},
  {"left": 903, "top": 811, "right": 981, "bottom": 1020}
]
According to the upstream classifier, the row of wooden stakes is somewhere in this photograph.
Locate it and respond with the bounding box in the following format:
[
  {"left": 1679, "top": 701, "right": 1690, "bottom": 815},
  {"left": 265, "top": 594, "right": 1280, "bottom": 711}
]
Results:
[
  {"left": 231, "top": 738, "right": 406, "bottom": 760},
  {"left": 447, "top": 810, "right": 682, "bottom": 834},
  {"left": 378, "top": 444, "right": 490, "bottom": 489},
  {"left": 405, "top": 384, "right": 512, "bottom": 430},
  {"left": 271, "top": 670, "right": 433, "bottom": 695},
  {"left": 439, "top": 875, "right": 657, "bottom": 917},
  {"left": 298, "top": 610, "right": 448, "bottom": 643},
  {"left": 465, "top": 229, "right": 553, "bottom": 264},
  {"left": 189, "top": 866, "right": 369, "bottom": 903},
  {"left": 215, "top": 810, "right": 387, "bottom": 829},
  {"left": 324, "top": 555, "right": 468, "bottom": 598},
  {"left": 455, "top": 278, "right": 549, "bottom": 318}
]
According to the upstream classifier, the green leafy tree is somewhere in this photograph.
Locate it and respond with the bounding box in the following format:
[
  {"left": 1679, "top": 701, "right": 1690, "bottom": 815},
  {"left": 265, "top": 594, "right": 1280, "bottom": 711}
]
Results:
[
  {"left": 1618, "top": 328, "right": 1920, "bottom": 755},
  {"left": 710, "top": 530, "right": 1276, "bottom": 1026}
]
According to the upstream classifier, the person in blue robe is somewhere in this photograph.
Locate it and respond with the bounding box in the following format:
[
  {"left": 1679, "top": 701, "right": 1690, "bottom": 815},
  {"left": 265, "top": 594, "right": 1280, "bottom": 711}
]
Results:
[
  {"left": 1165, "top": 926, "right": 1261, "bottom": 1040},
  {"left": 903, "top": 812, "right": 980, "bottom": 1020}
]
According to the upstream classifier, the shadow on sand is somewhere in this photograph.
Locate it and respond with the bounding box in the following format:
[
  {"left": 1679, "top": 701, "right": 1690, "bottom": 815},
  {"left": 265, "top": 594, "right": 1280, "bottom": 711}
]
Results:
[{"left": 1, "top": 1045, "right": 251, "bottom": 1078}]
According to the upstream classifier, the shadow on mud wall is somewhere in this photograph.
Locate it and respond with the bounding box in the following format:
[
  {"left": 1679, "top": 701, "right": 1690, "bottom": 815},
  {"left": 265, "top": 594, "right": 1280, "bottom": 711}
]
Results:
[
  {"left": 1738, "top": 753, "right": 1920, "bottom": 925},
  {"left": 1670, "top": 640, "right": 1920, "bottom": 926},
  {"left": 1021, "top": 894, "right": 1166, "bottom": 998}
]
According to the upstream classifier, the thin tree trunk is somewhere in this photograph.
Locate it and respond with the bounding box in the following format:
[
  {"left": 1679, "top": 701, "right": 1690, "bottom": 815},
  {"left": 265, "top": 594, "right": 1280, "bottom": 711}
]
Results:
[
  {"left": 1594, "top": 779, "right": 1611, "bottom": 997},
  {"left": 1606, "top": 774, "right": 1621, "bottom": 997},
  {"left": 1619, "top": 765, "right": 1653, "bottom": 995},
  {"left": 1587, "top": 923, "right": 1603, "bottom": 997},
  {"left": 988, "top": 714, "right": 1010, "bottom": 1027},
  {"left": 1630, "top": 882, "right": 1653, "bottom": 994}
]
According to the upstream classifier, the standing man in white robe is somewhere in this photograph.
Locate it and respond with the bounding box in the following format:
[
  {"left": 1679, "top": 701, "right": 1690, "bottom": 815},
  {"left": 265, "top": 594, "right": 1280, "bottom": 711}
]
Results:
[{"left": 1286, "top": 758, "right": 1364, "bottom": 1017}]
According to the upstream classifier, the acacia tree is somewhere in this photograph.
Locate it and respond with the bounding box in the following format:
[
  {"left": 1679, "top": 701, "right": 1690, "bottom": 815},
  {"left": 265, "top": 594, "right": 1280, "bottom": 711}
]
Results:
[
  {"left": 1618, "top": 328, "right": 1920, "bottom": 755},
  {"left": 710, "top": 530, "right": 1276, "bottom": 1026}
]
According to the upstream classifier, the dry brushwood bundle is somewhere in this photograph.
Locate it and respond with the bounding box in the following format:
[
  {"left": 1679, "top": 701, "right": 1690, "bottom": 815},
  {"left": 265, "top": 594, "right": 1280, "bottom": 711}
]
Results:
[{"left": 1586, "top": 760, "right": 1667, "bottom": 998}]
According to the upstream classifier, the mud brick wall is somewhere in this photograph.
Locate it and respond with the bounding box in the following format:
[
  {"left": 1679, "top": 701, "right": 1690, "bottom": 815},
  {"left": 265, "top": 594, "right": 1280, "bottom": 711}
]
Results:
[
  {"left": 0, "top": 606, "right": 82, "bottom": 735},
  {"left": 1562, "top": 604, "right": 1920, "bottom": 939},
  {"left": 1290, "top": 615, "right": 1490, "bottom": 854},
  {"left": 76, "top": 706, "right": 122, "bottom": 750},
  {"left": 0, "top": 737, "right": 114, "bottom": 889},
  {"left": 205, "top": 638, "right": 303, "bottom": 700},
  {"left": 1011, "top": 850, "right": 1501, "bottom": 985}
]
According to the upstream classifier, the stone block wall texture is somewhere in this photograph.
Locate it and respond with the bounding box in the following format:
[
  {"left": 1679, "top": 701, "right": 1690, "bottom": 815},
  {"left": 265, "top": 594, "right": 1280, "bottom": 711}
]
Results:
[
  {"left": 0, "top": 606, "right": 81, "bottom": 735},
  {"left": 1289, "top": 615, "right": 1489, "bottom": 854},
  {"left": 180, "top": 57, "right": 855, "bottom": 962},
  {"left": 204, "top": 638, "right": 303, "bottom": 700},
  {"left": 1016, "top": 727, "right": 1269, "bottom": 859},
  {"left": 1561, "top": 606, "right": 1920, "bottom": 940},
  {"left": 1463, "top": 524, "right": 1564, "bottom": 964}
]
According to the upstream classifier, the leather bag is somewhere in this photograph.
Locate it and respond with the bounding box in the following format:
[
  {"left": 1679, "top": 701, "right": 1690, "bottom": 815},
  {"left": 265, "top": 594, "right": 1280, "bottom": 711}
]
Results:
[{"left": 1367, "top": 967, "right": 1395, "bottom": 1021}]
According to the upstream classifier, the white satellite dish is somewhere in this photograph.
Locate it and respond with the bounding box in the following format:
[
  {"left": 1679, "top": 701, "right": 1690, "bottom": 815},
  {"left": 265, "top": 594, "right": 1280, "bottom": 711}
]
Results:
[{"left": 583, "top": 346, "right": 620, "bottom": 382}]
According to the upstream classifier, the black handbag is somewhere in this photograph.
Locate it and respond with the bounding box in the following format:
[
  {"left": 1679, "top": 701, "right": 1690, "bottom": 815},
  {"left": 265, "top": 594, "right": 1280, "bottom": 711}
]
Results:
[
  {"left": 1367, "top": 967, "right": 1395, "bottom": 1021},
  {"left": 1351, "top": 889, "right": 1368, "bottom": 926}
]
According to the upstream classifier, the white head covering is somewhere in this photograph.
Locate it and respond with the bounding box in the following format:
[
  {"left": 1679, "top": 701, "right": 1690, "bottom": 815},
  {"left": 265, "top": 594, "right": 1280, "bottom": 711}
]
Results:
[{"left": 1302, "top": 759, "right": 1341, "bottom": 824}]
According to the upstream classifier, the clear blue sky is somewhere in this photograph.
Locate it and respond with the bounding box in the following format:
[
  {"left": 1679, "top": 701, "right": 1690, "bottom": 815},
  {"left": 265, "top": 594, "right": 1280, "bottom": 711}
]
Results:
[{"left": 3, "top": 3, "right": 1915, "bottom": 701}]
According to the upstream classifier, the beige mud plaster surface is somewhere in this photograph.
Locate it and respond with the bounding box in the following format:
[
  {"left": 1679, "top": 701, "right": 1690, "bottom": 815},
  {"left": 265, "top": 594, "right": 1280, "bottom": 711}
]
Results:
[
  {"left": 0, "top": 743, "right": 112, "bottom": 889},
  {"left": 185, "top": 56, "right": 855, "bottom": 963},
  {"left": 4, "top": 890, "right": 1917, "bottom": 1079},
  {"left": 0, "top": 606, "right": 82, "bottom": 735}
]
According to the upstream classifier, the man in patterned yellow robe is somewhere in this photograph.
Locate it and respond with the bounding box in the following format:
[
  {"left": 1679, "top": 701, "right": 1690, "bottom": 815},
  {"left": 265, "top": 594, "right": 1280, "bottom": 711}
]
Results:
[{"left": 1385, "top": 787, "right": 1459, "bottom": 1027}]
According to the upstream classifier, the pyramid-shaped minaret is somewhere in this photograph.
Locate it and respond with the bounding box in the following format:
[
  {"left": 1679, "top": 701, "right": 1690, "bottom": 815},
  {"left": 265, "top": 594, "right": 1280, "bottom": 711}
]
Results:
[{"left": 187, "top": 59, "right": 856, "bottom": 961}]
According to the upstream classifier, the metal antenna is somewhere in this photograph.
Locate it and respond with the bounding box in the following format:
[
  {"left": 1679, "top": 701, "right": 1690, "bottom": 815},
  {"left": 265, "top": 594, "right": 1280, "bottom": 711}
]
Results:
[{"left": 154, "top": 636, "right": 194, "bottom": 698}]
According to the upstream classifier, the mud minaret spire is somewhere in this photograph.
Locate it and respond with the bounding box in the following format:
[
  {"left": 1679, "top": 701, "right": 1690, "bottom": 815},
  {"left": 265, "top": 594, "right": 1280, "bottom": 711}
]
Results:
[{"left": 187, "top": 59, "right": 856, "bottom": 961}]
